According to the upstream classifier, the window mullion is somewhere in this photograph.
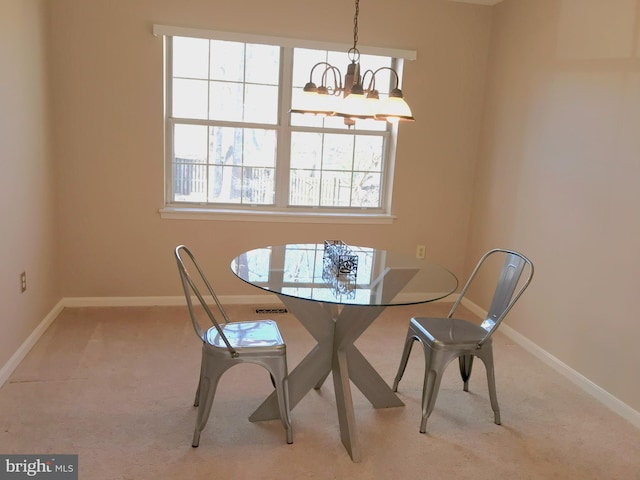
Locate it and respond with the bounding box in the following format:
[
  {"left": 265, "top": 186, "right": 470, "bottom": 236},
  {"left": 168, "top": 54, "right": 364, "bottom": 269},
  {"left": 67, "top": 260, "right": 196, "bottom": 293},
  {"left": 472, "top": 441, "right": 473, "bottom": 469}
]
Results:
[
  {"left": 350, "top": 134, "right": 356, "bottom": 207},
  {"left": 319, "top": 133, "right": 325, "bottom": 207},
  {"left": 275, "top": 46, "right": 293, "bottom": 208},
  {"left": 165, "top": 37, "right": 175, "bottom": 204},
  {"left": 206, "top": 40, "right": 212, "bottom": 203},
  {"left": 241, "top": 46, "right": 247, "bottom": 204}
]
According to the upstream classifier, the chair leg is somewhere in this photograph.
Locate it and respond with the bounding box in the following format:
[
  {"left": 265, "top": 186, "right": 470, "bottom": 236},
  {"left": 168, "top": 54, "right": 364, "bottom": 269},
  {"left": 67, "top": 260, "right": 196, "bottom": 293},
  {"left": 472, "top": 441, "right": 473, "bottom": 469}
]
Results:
[
  {"left": 459, "top": 354, "right": 474, "bottom": 392},
  {"left": 263, "top": 359, "right": 294, "bottom": 444},
  {"left": 276, "top": 376, "right": 294, "bottom": 444},
  {"left": 192, "top": 376, "right": 219, "bottom": 447},
  {"left": 480, "top": 348, "right": 501, "bottom": 425},
  {"left": 194, "top": 360, "right": 204, "bottom": 407},
  {"left": 393, "top": 332, "right": 416, "bottom": 392},
  {"left": 420, "top": 361, "right": 444, "bottom": 434},
  {"left": 192, "top": 359, "right": 225, "bottom": 447}
]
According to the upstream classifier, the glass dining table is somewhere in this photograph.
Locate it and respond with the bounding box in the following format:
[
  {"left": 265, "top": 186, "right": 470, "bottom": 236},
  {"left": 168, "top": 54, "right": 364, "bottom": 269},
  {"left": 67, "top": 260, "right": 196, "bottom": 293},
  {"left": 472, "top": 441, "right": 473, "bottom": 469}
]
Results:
[{"left": 230, "top": 243, "right": 458, "bottom": 462}]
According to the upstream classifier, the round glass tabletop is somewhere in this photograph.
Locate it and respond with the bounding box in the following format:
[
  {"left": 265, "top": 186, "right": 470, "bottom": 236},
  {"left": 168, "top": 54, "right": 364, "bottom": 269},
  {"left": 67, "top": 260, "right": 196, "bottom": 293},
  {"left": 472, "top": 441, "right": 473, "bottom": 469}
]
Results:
[{"left": 230, "top": 243, "right": 458, "bottom": 307}]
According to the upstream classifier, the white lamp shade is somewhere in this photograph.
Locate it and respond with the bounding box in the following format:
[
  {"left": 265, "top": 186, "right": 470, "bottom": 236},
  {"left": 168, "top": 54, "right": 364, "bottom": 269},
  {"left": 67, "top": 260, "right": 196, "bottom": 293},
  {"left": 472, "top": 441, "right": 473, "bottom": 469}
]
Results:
[
  {"left": 375, "top": 96, "right": 415, "bottom": 122},
  {"left": 291, "top": 90, "right": 336, "bottom": 116},
  {"left": 334, "top": 92, "right": 376, "bottom": 119}
]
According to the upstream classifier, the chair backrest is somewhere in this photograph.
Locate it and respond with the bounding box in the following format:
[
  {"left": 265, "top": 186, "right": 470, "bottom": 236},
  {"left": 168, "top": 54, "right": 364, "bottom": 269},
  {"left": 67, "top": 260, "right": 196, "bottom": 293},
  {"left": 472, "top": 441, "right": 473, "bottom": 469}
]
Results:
[
  {"left": 449, "top": 248, "right": 534, "bottom": 347},
  {"left": 174, "top": 245, "right": 239, "bottom": 358}
]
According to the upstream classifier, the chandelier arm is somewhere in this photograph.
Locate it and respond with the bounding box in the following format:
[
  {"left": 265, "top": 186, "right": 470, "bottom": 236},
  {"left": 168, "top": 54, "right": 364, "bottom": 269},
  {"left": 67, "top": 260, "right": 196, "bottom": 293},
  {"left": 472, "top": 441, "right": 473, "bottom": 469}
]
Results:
[
  {"left": 309, "top": 61, "right": 334, "bottom": 83},
  {"left": 361, "top": 69, "right": 376, "bottom": 92},
  {"left": 332, "top": 66, "right": 344, "bottom": 93},
  {"left": 319, "top": 65, "right": 343, "bottom": 94},
  {"left": 372, "top": 67, "right": 401, "bottom": 91}
]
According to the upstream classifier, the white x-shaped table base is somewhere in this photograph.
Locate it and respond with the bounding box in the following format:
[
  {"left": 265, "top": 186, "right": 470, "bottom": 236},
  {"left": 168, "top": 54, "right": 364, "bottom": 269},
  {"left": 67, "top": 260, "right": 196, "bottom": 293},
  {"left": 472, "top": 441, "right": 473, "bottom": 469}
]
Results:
[{"left": 249, "top": 294, "right": 404, "bottom": 462}]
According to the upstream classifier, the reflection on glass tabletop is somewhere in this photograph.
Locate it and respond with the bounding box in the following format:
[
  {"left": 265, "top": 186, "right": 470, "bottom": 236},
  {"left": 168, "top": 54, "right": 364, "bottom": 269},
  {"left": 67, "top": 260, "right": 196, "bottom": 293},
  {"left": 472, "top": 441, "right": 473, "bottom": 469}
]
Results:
[{"left": 230, "top": 243, "right": 458, "bottom": 307}]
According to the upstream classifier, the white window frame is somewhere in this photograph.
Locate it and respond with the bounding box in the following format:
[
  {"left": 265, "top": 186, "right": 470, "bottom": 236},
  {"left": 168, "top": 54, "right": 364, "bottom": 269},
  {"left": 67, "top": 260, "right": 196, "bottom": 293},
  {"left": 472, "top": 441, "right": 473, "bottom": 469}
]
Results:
[{"left": 154, "top": 25, "right": 416, "bottom": 224}]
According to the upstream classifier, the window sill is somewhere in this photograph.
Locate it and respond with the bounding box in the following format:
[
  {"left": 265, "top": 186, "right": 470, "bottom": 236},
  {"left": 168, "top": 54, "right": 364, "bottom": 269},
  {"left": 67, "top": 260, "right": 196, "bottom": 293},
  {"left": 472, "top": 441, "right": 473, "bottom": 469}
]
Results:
[{"left": 159, "top": 207, "right": 396, "bottom": 224}]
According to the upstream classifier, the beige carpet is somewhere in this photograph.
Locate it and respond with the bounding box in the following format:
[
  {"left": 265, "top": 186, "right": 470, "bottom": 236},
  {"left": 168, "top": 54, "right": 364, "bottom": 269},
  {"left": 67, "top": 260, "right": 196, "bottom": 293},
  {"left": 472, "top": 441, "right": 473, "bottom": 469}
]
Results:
[{"left": 1, "top": 304, "right": 638, "bottom": 480}]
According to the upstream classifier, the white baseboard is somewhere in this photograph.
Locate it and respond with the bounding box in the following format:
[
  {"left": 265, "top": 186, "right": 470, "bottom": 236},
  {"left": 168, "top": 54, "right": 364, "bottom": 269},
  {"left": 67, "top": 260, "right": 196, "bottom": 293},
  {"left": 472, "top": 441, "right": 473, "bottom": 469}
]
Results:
[
  {"left": 0, "top": 295, "right": 280, "bottom": 389},
  {"left": 2, "top": 295, "right": 639, "bottom": 431},
  {"left": 62, "top": 294, "right": 282, "bottom": 308},
  {"left": 461, "top": 298, "right": 640, "bottom": 430},
  {"left": 0, "top": 299, "right": 65, "bottom": 388},
  {"left": 499, "top": 322, "right": 640, "bottom": 429}
]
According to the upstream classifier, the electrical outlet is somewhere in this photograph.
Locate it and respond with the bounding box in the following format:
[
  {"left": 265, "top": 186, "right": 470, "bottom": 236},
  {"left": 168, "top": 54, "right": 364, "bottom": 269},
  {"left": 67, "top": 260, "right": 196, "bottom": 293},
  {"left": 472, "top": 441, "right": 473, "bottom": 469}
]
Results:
[
  {"left": 416, "top": 245, "right": 426, "bottom": 259},
  {"left": 20, "top": 272, "right": 27, "bottom": 293}
]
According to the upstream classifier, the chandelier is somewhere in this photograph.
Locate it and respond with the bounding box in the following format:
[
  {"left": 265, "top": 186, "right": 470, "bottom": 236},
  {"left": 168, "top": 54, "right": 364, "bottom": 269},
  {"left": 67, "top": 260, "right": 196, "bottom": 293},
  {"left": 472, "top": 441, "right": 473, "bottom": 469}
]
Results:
[{"left": 290, "top": 0, "right": 414, "bottom": 124}]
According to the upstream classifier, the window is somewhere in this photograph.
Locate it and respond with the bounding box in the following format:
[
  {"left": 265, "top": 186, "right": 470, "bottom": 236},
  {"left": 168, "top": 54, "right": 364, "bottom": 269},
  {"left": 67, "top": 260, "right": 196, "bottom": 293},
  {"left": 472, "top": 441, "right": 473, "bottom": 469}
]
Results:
[{"left": 155, "top": 26, "right": 415, "bottom": 223}]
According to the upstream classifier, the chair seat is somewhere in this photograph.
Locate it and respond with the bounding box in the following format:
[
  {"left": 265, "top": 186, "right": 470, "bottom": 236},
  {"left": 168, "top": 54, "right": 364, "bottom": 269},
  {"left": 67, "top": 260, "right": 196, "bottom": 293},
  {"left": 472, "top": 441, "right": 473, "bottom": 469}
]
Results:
[
  {"left": 206, "top": 320, "right": 285, "bottom": 349},
  {"left": 410, "top": 317, "right": 489, "bottom": 350}
]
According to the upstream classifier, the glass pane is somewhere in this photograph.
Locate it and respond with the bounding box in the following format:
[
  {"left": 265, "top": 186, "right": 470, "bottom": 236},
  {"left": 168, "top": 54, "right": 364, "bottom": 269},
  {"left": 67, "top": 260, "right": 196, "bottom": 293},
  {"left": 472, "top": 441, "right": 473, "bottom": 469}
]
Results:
[
  {"left": 322, "top": 134, "right": 354, "bottom": 170},
  {"left": 290, "top": 169, "right": 320, "bottom": 206},
  {"left": 173, "top": 37, "right": 209, "bottom": 79},
  {"left": 243, "top": 167, "right": 275, "bottom": 204},
  {"left": 292, "top": 48, "right": 338, "bottom": 129},
  {"left": 173, "top": 79, "right": 208, "bottom": 119},
  {"left": 209, "top": 128, "right": 259, "bottom": 166},
  {"left": 324, "top": 117, "right": 358, "bottom": 130},
  {"left": 290, "top": 132, "right": 322, "bottom": 169},
  {"left": 173, "top": 163, "right": 207, "bottom": 202},
  {"left": 209, "top": 81, "right": 243, "bottom": 121},
  {"left": 244, "top": 84, "right": 278, "bottom": 124},
  {"left": 352, "top": 172, "right": 381, "bottom": 207},
  {"left": 323, "top": 115, "right": 352, "bottom": 130},
  {"left": 320, "top": 171, "right": 352, "bottom": 206},
  {"left": 209, "top": 126, "right": 242, "bottom": 167},
  {"left": 290, "top": 108, "right": 330, "bottom": 128},
  {"left": 326, "top": 50, "right": 349, "bottom": 69},
  {"left": 209, "top": 40, "right": 244, "bottom": 82},
  {"left": 206, "top": 127, "right": 277, "bottom": 205},
  {"left": 354, "top": 135, "right": 383, "bottom": 171},
  {"left": 174, "top": 124, "right": 207, "bottom": 163},
  {"left": 246, "top": 44, "right": 280, "bottom": 85},
  {"left": 209, "top": 165, "right": 242, "bottom": 203},
  {"left": 243, "top": 129, "right": 277, "bottom": 167},
  {"left": 291, "top": 109, "right": 387, "bottom": 130},
  {"left": 354, "top": 117, "right": 388, "bottom": 131},
  {"left": 289, "top": 131, "right": 385, "bottom": 208},
  {"left": 292, "top": 48, "right": 328, "bottom": 88},
  {"left": 359, "top": 53, "right": 393, "bottom": 91}
]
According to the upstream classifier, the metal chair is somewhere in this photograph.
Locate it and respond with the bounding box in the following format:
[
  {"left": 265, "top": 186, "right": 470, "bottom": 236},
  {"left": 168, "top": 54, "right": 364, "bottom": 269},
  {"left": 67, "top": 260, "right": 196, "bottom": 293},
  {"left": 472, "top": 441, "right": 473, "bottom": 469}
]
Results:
[
  {"left": 392, "top": 248, "right": 534, "bottom": 433},
  {"left": 174, "top": 245, "right": 293, "bottom": 446}
]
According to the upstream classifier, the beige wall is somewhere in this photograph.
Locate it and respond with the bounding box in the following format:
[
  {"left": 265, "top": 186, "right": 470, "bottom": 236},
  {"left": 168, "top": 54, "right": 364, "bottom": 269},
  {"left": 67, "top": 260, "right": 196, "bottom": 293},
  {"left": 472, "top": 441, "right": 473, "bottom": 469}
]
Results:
[
  {"left": 0, "top": 0, "right": 57, "bottom": 369},
  {"left": 47, "top": 0, "right": 491, "bottom": 298},
  {"left": 468, "top": 0, "right": 640, "bottom": 411}
]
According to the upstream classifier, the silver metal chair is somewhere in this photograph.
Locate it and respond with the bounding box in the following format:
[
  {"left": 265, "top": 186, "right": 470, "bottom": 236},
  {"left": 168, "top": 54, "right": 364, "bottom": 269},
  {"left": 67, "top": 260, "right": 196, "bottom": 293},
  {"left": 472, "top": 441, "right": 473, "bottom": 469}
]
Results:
[
  {"left": 174, "top": 245, "right": 293, "bottom": 446},
  {"left": 392, "top": 248, "right": 534, "bottom": 433}
]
